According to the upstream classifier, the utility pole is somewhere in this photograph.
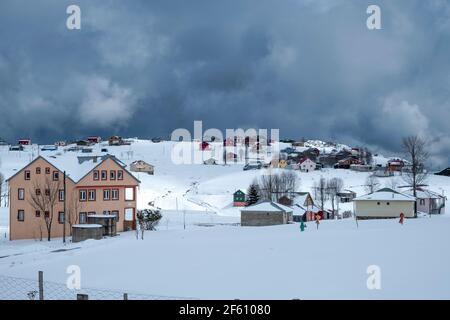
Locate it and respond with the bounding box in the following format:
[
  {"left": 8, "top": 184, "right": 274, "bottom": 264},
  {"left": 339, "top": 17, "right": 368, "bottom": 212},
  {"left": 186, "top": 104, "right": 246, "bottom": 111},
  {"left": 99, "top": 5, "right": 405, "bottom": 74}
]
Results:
[{"left": 63, "top": 171, "right": 66, "bottom": 244}]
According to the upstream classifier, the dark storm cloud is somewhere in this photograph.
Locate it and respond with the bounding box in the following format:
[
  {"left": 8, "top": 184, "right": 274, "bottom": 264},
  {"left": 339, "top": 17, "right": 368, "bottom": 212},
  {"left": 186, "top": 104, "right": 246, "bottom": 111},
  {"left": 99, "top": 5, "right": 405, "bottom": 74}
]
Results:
[{"left": 0, "top": 0, "right": 450, "bottom": 167}]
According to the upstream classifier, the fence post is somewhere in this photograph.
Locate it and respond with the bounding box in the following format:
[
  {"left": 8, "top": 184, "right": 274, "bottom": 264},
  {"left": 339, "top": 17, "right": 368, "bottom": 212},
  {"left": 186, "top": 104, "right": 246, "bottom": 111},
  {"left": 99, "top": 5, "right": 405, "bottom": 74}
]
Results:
[
  {"left": 123, "top": 293, "right": 128, "bottom": 300},
  {"left": 77, "top": 294, "right": 89, "bottom": 300},
  {"left": 38, "top": 271, "right": 44, "bottom": 300}
]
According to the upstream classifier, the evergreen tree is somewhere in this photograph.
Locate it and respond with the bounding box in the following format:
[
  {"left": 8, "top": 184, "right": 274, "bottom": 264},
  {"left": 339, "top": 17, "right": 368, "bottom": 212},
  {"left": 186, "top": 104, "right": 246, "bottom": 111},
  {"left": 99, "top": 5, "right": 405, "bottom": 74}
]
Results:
[{"left": 246, "top": 183, "right": 260, "bottom": 206}]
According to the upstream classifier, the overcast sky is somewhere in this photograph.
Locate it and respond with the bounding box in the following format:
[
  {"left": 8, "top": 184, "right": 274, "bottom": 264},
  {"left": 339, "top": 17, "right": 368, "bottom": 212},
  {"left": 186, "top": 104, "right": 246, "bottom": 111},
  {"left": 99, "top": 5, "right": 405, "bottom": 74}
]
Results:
[{"left": 0, "top": 0, "right": 449, "bottom": 167}]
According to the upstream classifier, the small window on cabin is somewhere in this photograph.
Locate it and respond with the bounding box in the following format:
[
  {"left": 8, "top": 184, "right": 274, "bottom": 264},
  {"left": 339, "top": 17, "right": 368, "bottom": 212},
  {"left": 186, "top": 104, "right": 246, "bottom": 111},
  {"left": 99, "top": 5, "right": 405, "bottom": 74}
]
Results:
[
  {"left": 36, "top": 189, "right": 41, "bottom": 196},
  {"left": 17, "top": 210, "right": 25, "bottom": 222},
  {"left": 110, "top": 170, "right": 116, "bottom": 180},
  {"left": 24, "top": 170, "right": 31, "bottom": 180},
  {"left": 45, "top": 167, "right": 50, "bottom": 174},
  {"left": 93, "top": 170, "right": 99, "bottom": 181},
  {"left": 35, "top": 210, "right": 41, "bottom": 218},
  {"left": 18, "top": 188, "right": 25, "bottom": 200},
  {"left": 101, "top": 170, "right": 107, "bottom": 180},
  {"left": 36, "top": 167, "right": 41, "bottom": 174},
  {"left": 117, "top": 170, "right": 123, "bottom": 180},
  {"left": 53, "top": 171, "right": 59, "bottom": 181},
  {"left": 125, "top": 188, "right": 134, "bottom": 201}
]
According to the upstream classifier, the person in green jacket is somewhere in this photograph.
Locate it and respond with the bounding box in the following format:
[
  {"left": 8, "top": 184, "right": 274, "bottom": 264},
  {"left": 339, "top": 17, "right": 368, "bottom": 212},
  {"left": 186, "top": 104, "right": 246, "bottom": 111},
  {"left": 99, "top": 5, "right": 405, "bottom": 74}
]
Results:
[{"left": 300, "top": 221, "right": 306, "bottom": 232}]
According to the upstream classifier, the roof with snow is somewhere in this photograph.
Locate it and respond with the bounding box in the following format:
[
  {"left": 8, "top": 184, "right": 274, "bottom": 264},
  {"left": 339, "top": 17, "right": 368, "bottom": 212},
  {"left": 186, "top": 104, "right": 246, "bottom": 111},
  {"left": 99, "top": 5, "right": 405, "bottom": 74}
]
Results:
[
  {"left": 241, "top": 201, "right": 293, "bottom": 213},
  {"left": 403, "top": 188, "right": 445, "bottom": 199},
  {"left": 7, "top": 153, "right": 137, "bottom": 184},
  {"left": 354, "top": 188, "right": 415, "bottom": 202}
]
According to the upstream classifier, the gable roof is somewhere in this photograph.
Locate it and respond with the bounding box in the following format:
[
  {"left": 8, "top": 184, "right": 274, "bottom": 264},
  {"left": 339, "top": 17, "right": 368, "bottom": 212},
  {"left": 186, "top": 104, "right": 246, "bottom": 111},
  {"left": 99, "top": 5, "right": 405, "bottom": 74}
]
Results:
[
  {"left": 241, "top": 201, "right": 293, "bottom": 213},
  {"left": 234, "top": 190, "right": 245, "bottom": 195},
  {"left": 7, "top": 154, "right": 140, "bottom": 184},
  {"left": 354, "top": 188, "right": 415, "bottom": 202}
]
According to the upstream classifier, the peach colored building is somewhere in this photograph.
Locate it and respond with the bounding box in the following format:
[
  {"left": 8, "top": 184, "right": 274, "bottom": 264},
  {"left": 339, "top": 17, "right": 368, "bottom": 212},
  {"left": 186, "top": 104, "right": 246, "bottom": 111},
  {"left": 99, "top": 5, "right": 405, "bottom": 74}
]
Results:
[{"left": 7, "top": 155, "right": 140, "bottom": 241}]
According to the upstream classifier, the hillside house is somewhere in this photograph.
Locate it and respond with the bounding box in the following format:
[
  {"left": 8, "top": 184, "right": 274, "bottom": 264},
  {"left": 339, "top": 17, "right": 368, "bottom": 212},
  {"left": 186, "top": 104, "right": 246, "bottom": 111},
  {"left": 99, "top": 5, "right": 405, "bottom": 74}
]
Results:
[
  {"left": 435, "top": 168, "right": 450, "bottom": 177},
  {"left": 337, "top": 189, "right": 357, "bottom": 203},
  {"left": 18, "top": 139, "right": 31, "bottom": 146},
  {"left": 387, "top": 159, "right": 405, "bottom": 172},
  {"left": 233, "top": 190, "right": 246, "bottom": 207},
  {"left": 199, "top": 141, "right": 210, "bottom": 151},
  {"left": 241, "top": 201, "right": 293, "bottom": 226},
  {"left": 130, "top": 160, "right": 154, "bottom": 175},
  {"left": 9, "top": 145, "right": 24, "bottom": 151},
  {"left": 404, "top": 188, "right": 446, "bottom": 215},
  {"left": 299, "top": 158, "right": 316, "bottom": 172},
  {"left": 109, "top": 136, "right": 124, "bottom": 146},
  {"left": 353, "top": 188, "right": 415, "bottom": 219},
  {"left": 6, "top": 155, "right": 140, "bottom": 240},
  {"left": 87, "top": 136, "right": 102, "bottom": 144}
]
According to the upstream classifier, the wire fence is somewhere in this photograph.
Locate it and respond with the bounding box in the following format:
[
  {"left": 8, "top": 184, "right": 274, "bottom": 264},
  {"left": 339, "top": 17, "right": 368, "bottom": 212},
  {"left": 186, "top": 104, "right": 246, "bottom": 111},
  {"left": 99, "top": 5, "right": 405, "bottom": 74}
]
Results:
[{"left": 0, "top": 273, "right": 195, "bottom": 300}]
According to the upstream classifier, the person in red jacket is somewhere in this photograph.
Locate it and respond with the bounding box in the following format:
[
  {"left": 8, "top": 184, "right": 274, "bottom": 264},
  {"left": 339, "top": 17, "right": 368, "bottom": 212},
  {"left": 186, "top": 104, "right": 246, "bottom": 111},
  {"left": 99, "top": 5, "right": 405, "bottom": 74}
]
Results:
[{"left": 399, "top": 212, "right": 405, "bottom": 225}]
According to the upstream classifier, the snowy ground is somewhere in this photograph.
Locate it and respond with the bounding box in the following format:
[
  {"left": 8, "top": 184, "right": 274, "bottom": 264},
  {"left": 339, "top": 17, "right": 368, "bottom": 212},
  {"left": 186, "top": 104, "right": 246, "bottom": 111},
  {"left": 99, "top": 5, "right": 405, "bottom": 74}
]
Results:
[
  {"left": 1, "top": 140, "right": 449, "bottom": 299},
  {"left": 0, "top": 213, "right": 449, "bottom": 299}
]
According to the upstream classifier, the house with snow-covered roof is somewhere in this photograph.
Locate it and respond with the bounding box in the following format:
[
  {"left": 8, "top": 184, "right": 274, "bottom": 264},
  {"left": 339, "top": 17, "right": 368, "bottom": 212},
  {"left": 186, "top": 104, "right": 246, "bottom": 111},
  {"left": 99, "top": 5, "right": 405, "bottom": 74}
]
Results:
[
  {"left": 299, "top": 157, "right": 316, "bottom": 172},
  {"left": 353, "top": 188, "right": 416, "bottom": 219},
  {"left": 403, "top": 188, "right": 446, "bottom": 215},
  {"left": 240, "top": 201, "right": 293, "bottom": 226},
  {"left": 6, "top": 154, "right": 140, "bottom": 240}
]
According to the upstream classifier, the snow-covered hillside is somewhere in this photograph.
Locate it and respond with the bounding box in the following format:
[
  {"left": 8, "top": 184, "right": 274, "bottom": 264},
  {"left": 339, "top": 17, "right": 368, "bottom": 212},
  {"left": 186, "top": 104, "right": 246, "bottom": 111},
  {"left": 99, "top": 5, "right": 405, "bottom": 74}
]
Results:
[{"left": 1, "top": 139, "right": 449, "bottom": 299}]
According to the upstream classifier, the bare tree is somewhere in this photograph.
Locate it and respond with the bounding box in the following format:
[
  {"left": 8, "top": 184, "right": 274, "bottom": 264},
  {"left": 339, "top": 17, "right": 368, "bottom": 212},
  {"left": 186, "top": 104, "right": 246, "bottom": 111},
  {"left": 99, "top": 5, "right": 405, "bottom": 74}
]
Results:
[
  {"left": 27, "top": 176, "right": 62, "bottom": 241},
  {"left": 313, "top": 177, "right": 328, "bottom": 211},
  {"left": 327, "top": 177, "right": 344, "bottom": 217},
  {"left": 0, "top": 172, "right": 4, "bottom": 207},
  {"left": 402, "top": 135, "right": 429, "bottom": 217},
  {"left": 258, "top": 171, "right": 298, "bottom": 202},
  {"left": 66, "top": 191, "right": 84, "bottom": 236},
  {"left": 365, "top": 175, "right": 380, "bottom": 194}
]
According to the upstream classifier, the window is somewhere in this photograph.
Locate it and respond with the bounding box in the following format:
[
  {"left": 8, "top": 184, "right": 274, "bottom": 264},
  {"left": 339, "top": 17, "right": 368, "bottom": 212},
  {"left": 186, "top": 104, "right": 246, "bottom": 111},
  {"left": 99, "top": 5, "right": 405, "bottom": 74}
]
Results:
[
  {"left": 79, "top": 212, "right": 87, "bottom": 224},
  {"left": 24, "top": 170, "right": 30, "bottom": 180},
  {"left": 36, "top": 167, "right": 41, "bottom": 174},
  {"left": 112, "top": 210, "right": 119, "bottom": 221},
  {"left": 110, "top": 170, "right": 116, "bottom": 180},
  {"left": 53, "top": 171, "right": 59, "bottom": 181},
  {"left": 36, "top": 189, "right": 41, "bottom": 196},
  {"left": 58, "top": 212, "right": 65, "bottom": 224},
  {"left": 45, "top": 189, "right": 50, "bottom": 196},
  {"left": 103, "top": 189, "right": 110, "bottom": 200},
  {"left": 101, "top": 170, "right": 107, "bottom": 180},
  {"left": 420, "top": 199, "right": 425, "bottom": 205},
  {"left": 18, "top": 188, "right": 25, "bottom": 200},
  {"left": 125, "top": 208, "right": 134, "bottom": 221},
  {"left": 79, "top": 189, "right": 87, "bottom": 201},
  {"left": 88, "top": 189, "right": 96, "bottom": 201},
  {"left": 59, "top": 190, "right": 65, "bottom": 202},
  {"left": 93, "top": 170, "right": 99, "bottom": 181},
  {"left": 112, "top": 189, "right": 119, "bottom": 200},
  {"left": 17, "top": 210, "right": 25, "bottom": 222},
  {"left": 35, "top": 210, "right": 41, "bottom": 218},
  {"left": 117, "top": 170, "right": 124, "bottom": 180},
  {"left": 44, "top": 211, "right": 49, "bottom": 219},
  {"left": 45, "top": 167, "right": 50, "bottom": 174},
  {"left": 125, "top": 188, "right": 134, "bottom": 201}
]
